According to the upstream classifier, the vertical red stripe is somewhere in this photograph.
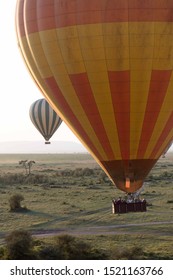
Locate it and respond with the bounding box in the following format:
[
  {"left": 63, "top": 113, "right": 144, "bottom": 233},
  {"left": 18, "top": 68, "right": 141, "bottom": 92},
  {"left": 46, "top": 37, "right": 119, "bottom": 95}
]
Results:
[
  {"left": 108, "top": 71, "right": 130, "bottom": 159},
  {"left": 44, "top": 76, "right": 102, "bottom": 160},
  {"left": 137, "top": 70, "right": 172, "bottom": 158},
  {"left": 150, "top": 112, "right": 173, "bottom": 158},
  {"left": 70, "top": 73, "right": 115, "bottom": 159}
]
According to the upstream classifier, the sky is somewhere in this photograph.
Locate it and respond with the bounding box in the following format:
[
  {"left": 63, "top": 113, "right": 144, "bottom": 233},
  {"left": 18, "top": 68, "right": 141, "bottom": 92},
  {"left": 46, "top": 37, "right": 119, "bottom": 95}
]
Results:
[{"left": 0, "top": 0, "right": 81, "bottom": 145}]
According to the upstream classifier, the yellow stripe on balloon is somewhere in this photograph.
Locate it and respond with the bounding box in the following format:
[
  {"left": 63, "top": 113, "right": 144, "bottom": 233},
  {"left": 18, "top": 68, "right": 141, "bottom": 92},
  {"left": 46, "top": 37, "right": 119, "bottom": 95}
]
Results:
[
  {"left": 129, "top": 22, "right": 154, "bottom": 158},
  {"left": 154, "top": 128, "right": 173, "bottom": 160},
  {"left": 104, "top": 23, "right": 129, "bottom": 72},
  {"left": 145, "top": 74, "right": 173, "bottom": 158},
  {"left": 78, "top": 24, "right": 121, "bottom": 159}
]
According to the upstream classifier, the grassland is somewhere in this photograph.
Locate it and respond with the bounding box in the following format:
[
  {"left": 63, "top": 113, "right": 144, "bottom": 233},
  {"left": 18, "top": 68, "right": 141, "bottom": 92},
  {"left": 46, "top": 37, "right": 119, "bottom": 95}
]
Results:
[{"left": 0, "top": 152, "right": 173, "bottom": 259}]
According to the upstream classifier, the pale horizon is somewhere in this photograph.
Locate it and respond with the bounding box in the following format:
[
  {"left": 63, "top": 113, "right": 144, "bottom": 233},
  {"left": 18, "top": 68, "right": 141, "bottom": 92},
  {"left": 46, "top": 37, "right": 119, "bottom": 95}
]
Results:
[{"left": 0, "top": 140, "right": 88, "bottom": 154}]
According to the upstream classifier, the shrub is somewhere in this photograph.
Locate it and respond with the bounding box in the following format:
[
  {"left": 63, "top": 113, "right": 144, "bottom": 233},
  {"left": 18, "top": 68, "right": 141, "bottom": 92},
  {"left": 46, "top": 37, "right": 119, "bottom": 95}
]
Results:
[
  {"left": 38, "top": 245, "right": 62, "bottom": 260},
  {"left": 0, "top": 173, "right": 26, "bottom": 185},
  {"left": 112, "top": 246, "right": 145, "bottom": 260},
  {"left": 5, "top": 230, "right": 35, "bottom": 260},
  {"left": 0, "top": 173, "right": 51, "bottom": 186},
  {"left": 24, "top": 174, "right": 50, "bottom": 184},
  {"left": 82, "top": 168, "right": 94, "bottom": 176},
  {"left": 53, "top": 234, "right": 107, "bottom": 260},
  {"left": 9, "top": 194, "right": 24, "bottom": 211},
  {"left": 0, "top": 247, "right": 5, "bottom": 260}
]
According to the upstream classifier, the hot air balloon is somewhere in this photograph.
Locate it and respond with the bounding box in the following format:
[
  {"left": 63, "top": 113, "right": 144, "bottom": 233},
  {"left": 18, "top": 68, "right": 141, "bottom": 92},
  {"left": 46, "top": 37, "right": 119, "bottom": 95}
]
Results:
[
  {"left": 16, "top": 0, "right": 173, "bottom": 194},
  {"left": 29, "top": 99, "right": 62, "bottom": 144}
]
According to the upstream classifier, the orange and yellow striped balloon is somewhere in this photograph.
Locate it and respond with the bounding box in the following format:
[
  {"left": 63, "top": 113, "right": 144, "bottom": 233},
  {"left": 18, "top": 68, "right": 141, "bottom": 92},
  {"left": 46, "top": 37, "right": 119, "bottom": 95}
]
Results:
[{"left": 16, "top": 0, "right": 173, "bottom": 193}]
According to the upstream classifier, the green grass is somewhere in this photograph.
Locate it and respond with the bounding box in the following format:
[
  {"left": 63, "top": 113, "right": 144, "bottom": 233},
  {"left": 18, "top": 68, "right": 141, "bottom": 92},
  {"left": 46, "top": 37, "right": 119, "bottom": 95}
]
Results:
[{"left": 0, "top": 153, "right": 173, "bottom": 259}]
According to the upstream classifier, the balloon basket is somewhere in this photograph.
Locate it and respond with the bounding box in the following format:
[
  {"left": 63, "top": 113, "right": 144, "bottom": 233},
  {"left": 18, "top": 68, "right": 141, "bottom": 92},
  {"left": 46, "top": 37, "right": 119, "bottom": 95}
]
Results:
[
  {"left": 45, "top": 141, "right": 51, "bottom": 144},
  {"left": 112, "top": 197, "right": 147, "bottom": 214}
]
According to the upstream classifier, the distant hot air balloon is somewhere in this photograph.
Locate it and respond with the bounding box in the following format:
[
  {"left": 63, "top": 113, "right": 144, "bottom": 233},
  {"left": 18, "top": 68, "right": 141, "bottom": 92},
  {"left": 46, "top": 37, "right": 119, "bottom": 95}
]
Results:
[
  {"left": 16, "top": 0, "right": 173, "bottom": 193},
  {"left": 29, "top": 99, "right": 62, "bottom": 144}
]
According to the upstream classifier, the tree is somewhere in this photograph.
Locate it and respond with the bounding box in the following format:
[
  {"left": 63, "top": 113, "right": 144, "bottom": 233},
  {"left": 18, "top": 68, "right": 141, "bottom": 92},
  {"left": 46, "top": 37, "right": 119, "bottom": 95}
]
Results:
[
  {"left": 19, "top": 160, "right": 35, "bottom": 175},
  {"left": 28, "top": 160, "right": 35, "bottom": 175},
  {"left": 19, "top": 160, "right": 28, "bottom": 175}
]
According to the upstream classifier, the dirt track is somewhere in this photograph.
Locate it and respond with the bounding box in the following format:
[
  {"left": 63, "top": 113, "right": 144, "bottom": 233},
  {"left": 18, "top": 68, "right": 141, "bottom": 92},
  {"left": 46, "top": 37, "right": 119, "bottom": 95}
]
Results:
[{"left": 31, "top": 220, "right": 173, "bottom": 238}]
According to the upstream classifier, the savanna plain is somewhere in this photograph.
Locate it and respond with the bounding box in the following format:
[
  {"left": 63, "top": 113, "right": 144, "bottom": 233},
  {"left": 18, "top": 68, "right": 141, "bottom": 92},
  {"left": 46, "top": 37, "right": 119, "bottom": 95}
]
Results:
[{"left": 0, "top": 153, "right": 173, "bottom": 259}]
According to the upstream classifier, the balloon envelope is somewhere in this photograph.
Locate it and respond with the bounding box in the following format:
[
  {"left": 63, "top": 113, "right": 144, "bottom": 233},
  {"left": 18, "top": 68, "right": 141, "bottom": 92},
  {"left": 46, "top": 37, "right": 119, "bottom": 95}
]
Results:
[
  {"left": 29, "top": 99, "right": 62, "bottom": 143},
  {"left": 16, "top": 0, "right": 173, "bottom": 192}
]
